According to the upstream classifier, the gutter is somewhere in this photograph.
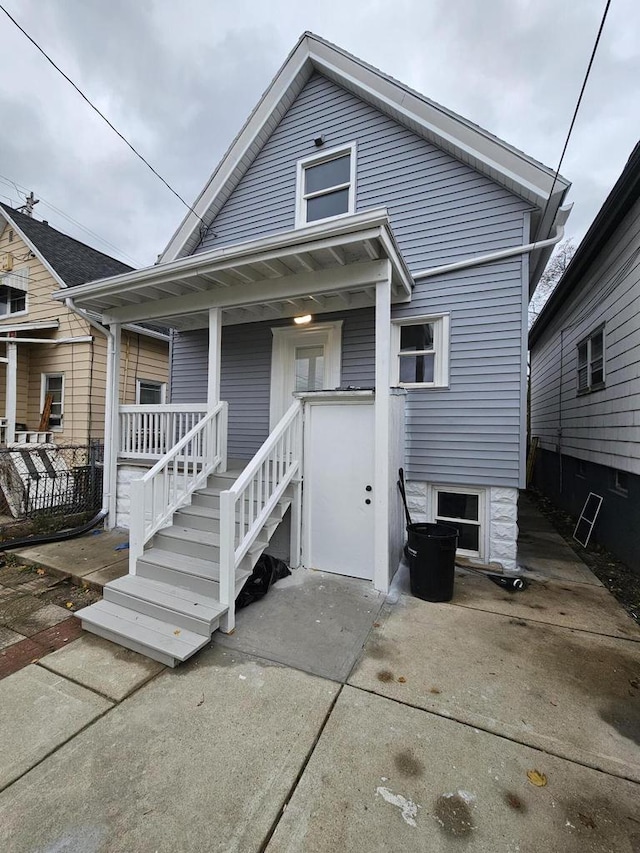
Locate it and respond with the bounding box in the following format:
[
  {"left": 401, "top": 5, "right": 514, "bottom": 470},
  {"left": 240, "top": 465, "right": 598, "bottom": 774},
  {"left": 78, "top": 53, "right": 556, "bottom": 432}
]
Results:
[
  {"left": 412, "top": 204, "right": 572, "bottom": 283},
  {"left": 65, "top": 298, "right": 114, "bottom": 518}
]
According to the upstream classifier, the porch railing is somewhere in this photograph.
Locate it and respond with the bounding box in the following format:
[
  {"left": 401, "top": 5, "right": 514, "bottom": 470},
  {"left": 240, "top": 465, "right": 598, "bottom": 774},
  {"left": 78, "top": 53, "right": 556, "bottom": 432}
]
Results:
[
  {"left": 119, "top": 404, "right": 209, "bottom": 460},
  {"left": 128, "top": 402, "right": 227, "bottom": 572},
  {"left": 218, "top": 399, "right": 303, "bottom": 633}
]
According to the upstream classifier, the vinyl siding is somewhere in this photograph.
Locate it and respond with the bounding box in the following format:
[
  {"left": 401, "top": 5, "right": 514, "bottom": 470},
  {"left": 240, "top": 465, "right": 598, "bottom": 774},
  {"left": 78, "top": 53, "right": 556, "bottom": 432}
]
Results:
[
  {"left": 171, "top": 308, "right": 376, "bottom": 458},
  {"left": 187, "top": 73, "right": 530, "bottom": 486},
  {"left": 0, "top": 221, "right": 169, "bottom": 444},
  {"left": 530, "top": 195, "right": 640, "bottom": 475}
]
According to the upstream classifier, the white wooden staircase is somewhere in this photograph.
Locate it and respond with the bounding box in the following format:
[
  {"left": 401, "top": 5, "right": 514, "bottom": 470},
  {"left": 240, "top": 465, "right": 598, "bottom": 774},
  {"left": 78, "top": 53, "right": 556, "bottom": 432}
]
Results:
[
  {"left": 76, "top": 470, "right": 291, "bottom": 666},
  {"left": 75, "top": 401, "right": 303, "bottom": 667}
]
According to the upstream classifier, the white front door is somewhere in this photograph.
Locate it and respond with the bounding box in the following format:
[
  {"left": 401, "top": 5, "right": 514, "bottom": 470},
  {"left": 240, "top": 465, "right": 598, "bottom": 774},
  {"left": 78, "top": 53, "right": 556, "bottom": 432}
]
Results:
[
  {"left": 269, "top": 321, "right": 342, "bottom": 427},
  {"left": 303, "top": 400, "right": 375, "bottom": 579}
]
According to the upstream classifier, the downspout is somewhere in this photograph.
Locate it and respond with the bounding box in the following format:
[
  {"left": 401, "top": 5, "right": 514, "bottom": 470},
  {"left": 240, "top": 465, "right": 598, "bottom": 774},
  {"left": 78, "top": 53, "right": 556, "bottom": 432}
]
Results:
[
  {"left": 412, "top": 206, "right": 572, "bottom": 282},
  {"left": 65, "top": 298, "right": 115, "bottom": 519}
]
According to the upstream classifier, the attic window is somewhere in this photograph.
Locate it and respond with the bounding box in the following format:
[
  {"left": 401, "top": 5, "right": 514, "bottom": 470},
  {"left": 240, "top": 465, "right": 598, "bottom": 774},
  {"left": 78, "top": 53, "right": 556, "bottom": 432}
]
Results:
[{"left": 296, "top": 143, "right": 356, "bottom": 227}]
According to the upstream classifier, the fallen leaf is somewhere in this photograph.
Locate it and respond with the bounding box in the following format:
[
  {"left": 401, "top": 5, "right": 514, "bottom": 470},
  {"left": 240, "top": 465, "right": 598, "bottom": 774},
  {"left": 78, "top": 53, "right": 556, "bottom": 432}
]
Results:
[
  {"left": 527, "top": 769, "right": 547, "bottom": 787},
  {"left": 173, "top": 629, "right": 181, "bottom": 636},
  {"left": 36, "top": 568, "right": 46, "bottom": 576},
  {"left": 550, "top": 698, "right": 558, "bottom": 706},
  {"left": 373, "top": 622, "right": 381, "bottom": 628},
  {"left": 397, "top": 676, "right": 407, "bottom": 683},
  {"left": 196, "top": 693, "right": 204, "bottom": 707},
  {"left": 65, "top": 602, "right": 74, "bottom": 609},
  {"left": 31, "top": 658, "right": 39, "bottom": 664}
]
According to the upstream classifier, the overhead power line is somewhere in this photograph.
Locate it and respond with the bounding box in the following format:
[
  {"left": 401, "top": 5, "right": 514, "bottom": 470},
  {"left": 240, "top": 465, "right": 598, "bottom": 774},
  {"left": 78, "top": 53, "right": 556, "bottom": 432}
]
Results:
[
  {"left": 0, "top": 174, "right": 144, "bottom": 266},
  {"left": 534, "top": 0, "right": 612, "bottom": 242},
  {"left": 0, "top": 3, "right": 206, "bottom": 226}
]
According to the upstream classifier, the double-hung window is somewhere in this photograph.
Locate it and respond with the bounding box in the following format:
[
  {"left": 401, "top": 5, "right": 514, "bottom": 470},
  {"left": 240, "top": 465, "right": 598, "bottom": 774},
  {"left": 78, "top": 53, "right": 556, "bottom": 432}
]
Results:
[
  {"left": 296, "top": 143, "right": 356, "bottom": 227},
  {"left": 0, "top": 269, "right": 28, "bottom": 317},
  {"left": 577, "top": 326, "right": 605, "bottom": 393},
  {"left": 41, "top": 373, "right": 64, "bottom": 429},
  {"left": 392, "top": 315, "right": 450, "bottom": 387}
]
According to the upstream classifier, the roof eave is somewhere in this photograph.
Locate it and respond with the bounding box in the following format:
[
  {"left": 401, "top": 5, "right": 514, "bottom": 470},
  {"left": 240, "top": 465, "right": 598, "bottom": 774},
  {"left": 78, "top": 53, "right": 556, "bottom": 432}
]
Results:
[
  {"left": 160, "top": 32, "right": 569, "bottom": 265},
  {"left": 529, "top": 141, "right": 640, "bottom": 346}
]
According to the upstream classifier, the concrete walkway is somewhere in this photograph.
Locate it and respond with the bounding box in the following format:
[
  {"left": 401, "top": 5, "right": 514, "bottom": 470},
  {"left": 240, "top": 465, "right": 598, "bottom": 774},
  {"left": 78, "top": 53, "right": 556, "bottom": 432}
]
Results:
[{"left": 0, "top": 494, "right": 638, "bottom": 852}]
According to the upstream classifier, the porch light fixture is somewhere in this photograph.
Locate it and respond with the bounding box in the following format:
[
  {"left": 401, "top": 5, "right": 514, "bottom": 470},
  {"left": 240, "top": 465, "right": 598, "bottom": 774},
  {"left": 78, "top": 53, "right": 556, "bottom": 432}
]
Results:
[{"left": 293, "top": 314, "right": 312, "bottom": 325}]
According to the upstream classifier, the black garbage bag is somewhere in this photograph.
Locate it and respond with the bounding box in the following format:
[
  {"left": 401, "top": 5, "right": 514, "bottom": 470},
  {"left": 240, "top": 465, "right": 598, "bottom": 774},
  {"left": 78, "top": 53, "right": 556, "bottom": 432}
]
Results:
[{"left": 236, "top": 553, "right": 291, "bottom": 609}]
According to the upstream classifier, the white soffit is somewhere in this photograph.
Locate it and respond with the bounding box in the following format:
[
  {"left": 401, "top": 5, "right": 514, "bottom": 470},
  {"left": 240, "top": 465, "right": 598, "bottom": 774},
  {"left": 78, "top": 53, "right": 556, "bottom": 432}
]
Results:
[{"left": 161, "top": 32, "right": 570, "bottom": 264}]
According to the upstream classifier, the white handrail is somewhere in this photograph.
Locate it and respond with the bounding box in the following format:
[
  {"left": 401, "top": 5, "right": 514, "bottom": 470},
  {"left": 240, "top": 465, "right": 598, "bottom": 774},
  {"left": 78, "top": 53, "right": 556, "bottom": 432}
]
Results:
[
  {"left": 128, "top": 402, "right": 227, "bottom": 572},
  {"left": 119, "top": 404, "right": 209, "bottom": 459},
  {"left": 219, "top": 400, "right": 303, "bottom": 632}
]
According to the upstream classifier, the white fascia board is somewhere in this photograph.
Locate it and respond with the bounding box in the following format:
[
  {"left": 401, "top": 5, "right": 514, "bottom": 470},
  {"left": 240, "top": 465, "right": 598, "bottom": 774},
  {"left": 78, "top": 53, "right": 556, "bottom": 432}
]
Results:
[
  {"left": 159, "top": 33, "right": 570, "bottom": 265},
  {"left": 160, "top": 36, "right": 313, "bottom": 263},
  {"left": 0, "top": 320, "right": 59, "bottom": 333},
  {"left": 53, "top": 209, "right": 393, "bottom": 304},
  {"left": 0, "top": 208, "right": 68, "bottom": 289},
  {"left": 123, "top": 323, "right": 170, "bottom": 342},
  {"left": 309, "top": 44, "right": 568, "bottom": 204}
]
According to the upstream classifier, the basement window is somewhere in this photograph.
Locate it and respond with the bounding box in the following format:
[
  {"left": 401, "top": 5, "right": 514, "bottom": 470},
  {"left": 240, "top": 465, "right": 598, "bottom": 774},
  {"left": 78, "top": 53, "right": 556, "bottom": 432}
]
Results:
[
  {"left": 433, "top": 486, "right": 485, "bottom": 559},
  {"left": 577, "top": 326, "right": 605, "bottom": 393},
  {"left": 296, "top": 143, "right": 356, "bottom": 227}
]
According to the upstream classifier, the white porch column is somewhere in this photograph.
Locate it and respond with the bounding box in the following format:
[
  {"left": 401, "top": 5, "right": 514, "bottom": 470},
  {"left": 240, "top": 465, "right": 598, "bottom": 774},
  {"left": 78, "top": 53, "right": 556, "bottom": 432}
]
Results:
[
  {"left": 104, "top": 323, "right": 121, "bottom": 528},
  {"left": 5, "top": 341, "right": 17, "bottom": 444},
  {"left": 374, "top": 262, "right": 392, "bottom": 593},
  {"left": 207, "top": 307, "right": 221, "bottom": 409}
]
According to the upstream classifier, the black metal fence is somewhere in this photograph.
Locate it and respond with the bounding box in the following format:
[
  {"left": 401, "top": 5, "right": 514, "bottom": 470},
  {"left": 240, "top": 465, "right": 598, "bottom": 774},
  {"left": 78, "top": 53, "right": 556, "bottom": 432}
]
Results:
[{"left": 0, "top": 443, "right": 103, "bottom": 539}]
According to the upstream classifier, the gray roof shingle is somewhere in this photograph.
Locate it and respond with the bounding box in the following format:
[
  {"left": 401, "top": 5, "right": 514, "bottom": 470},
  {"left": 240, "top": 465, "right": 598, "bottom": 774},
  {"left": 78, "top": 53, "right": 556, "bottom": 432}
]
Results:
[{"left": 0, "top": 203, "right": 132, "bottom": 286}]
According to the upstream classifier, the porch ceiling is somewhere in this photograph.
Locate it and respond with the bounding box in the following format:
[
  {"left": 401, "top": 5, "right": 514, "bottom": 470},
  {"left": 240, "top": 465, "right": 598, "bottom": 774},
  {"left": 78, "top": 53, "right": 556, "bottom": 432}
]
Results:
[{"left": 57, "top": 210, "right": 413, "bottom": 330}]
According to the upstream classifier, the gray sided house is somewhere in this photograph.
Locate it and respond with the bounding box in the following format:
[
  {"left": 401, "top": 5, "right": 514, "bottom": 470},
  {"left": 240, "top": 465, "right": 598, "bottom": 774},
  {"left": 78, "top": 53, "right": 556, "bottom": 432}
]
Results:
[
  {"left": 529, "top": 141, "right": 640, "bottom": 573},
  {"left": 65, "top": 34, "right": 571, "bottom": 666}
]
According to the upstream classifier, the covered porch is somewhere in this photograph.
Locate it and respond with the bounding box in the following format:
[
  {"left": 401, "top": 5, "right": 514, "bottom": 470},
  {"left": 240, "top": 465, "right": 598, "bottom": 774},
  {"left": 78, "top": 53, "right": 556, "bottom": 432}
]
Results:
[{"left": 63, "top": 210, "right": 412, "bottom": 657}]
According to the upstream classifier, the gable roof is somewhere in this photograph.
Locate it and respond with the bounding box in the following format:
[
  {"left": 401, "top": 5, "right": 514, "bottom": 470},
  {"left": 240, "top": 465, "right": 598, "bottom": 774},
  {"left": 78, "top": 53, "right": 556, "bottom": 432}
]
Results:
[
  {"left": 529, "top": 140, "right": 640, "bottom": 347},
  {"left": 0, "top": 203, "right": 132, "bottom": 288},
  {"left": 161, "top": 32, "right": 570, "bottom": 264}
]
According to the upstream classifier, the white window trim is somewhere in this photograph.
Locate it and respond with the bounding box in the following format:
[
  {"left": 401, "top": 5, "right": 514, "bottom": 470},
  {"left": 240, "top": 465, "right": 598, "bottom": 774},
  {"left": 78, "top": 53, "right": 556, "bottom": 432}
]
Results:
[
  {"left": 391, "top": 313, "right": 450, "bottom": 388},
  {"left": 577, "top": 325, "right": 605, "bottom": 394},
  {"left": 0, "top": 268, "right": 29, "bottom": 320},
  {"left": 295, "top": 142, "right": 356, "bottom": 228},
  {"left": 135, "top": 378, "right": 167, "bottom": 404},
  {"left": 429, "top": 484, "right": 487, "bottom": 561},
  {"left": 40, "top": 372, "right": 64, "bottom": 431},
  {"left": 270, "top": 320, "right": 343, "bottom": 428}
]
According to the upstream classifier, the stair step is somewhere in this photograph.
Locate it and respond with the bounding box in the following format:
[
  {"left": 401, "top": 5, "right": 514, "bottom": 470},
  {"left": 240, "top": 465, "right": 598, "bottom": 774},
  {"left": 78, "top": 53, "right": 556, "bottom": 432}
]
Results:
[
  {"left": 136, "top": 548, "right": 251, "bottom": 597},
  {"left": 105, "top": 575, "right": 226, "bottom": 635},
  {"left": 154, "top": 524, "right": 268, "bottom": 560},
  {"left": 76, "top": 600, "right": 212, "bottom": 667},
  {"left": 175, "top": 504, "right": 284, "bottom": 534}
]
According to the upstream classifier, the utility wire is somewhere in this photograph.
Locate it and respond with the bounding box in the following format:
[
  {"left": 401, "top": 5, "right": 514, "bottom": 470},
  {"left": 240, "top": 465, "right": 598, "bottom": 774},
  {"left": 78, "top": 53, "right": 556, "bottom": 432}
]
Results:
[
  {"left": 0, "top": 3, "right": 206, "bottom": 226},
  {"left": 533, "top": 0, "right": 612, "bottom": 243},
  {"left": 0, "top": 174, "right": 143, "bottom": 266}
]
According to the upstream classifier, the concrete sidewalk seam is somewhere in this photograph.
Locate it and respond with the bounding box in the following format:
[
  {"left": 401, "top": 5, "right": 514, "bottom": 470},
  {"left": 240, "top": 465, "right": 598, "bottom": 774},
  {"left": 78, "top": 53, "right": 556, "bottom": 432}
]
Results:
[
  {"left": 257, "top": 683, "right": 345, "bottom": 853},
  {"left": 347, "top": 681, "right": 640, "bottom": 786},
  {"left": 448, "top": 600, "right": 640, "bottom": 643},
  {"left": 35, "top": 652, "right": 164, "bottom": 704}
]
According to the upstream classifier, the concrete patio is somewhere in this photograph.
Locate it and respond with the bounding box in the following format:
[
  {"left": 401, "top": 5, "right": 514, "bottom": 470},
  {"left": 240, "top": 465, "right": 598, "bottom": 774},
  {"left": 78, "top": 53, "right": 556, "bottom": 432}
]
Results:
[{"left": 0, "top": 494, "right": 638, "bottom": 852}]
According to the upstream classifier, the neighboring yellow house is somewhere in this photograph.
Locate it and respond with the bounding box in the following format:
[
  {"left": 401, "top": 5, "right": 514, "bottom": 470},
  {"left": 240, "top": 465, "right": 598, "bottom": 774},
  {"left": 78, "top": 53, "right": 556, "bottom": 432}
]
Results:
[{"left": 0, "top": 203, "right": 169, "bottom": 446}]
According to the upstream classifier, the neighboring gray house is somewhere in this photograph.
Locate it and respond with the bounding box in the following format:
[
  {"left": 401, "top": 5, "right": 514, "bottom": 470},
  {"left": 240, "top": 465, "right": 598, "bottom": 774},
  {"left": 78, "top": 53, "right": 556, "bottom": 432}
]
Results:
[
  {"left": 65, "top": 33, "right": 571, "bottom": 665},
  {"left": 529, "top": 141, "right": 640, "bottom": 572}
]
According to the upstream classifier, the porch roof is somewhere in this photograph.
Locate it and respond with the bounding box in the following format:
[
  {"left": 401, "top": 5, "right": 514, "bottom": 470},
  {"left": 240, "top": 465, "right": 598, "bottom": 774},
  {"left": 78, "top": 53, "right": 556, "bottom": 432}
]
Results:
[{"left": 57, "top": 210, "right": 413, "bottom": 330}]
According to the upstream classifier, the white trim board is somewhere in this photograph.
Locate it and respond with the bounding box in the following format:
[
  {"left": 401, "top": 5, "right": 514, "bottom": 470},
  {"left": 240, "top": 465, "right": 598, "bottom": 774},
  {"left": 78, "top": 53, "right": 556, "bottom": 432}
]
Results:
[{"left": 160, "top": 32, "right": 570, "bottom": 263}]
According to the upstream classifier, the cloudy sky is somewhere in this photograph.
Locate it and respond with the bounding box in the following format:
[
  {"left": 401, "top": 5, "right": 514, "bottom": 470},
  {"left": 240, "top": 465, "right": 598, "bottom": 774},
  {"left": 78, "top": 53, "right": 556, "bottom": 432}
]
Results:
[{"left": 0, "top": 0, "right": 637, "bottom": 269}]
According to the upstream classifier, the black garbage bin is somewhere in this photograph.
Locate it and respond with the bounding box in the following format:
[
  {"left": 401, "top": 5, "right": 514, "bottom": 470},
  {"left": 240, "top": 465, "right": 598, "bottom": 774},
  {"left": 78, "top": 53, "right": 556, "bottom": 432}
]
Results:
[{"left": 406, "top": 522, "right": 458, "bottom": 602}]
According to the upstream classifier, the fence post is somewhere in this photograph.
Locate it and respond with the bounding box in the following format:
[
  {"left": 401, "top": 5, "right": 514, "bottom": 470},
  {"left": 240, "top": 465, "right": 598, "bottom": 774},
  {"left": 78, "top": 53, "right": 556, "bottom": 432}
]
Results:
[{"left": 218, "top": 488, "right": 235, "bottom": 634}]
